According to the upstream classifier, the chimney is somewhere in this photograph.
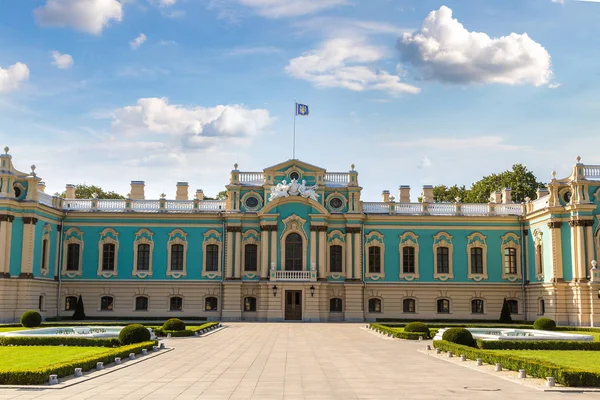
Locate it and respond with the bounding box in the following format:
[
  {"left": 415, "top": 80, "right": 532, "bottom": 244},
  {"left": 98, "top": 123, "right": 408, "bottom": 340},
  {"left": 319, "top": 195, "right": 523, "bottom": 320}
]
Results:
[
  {"left": 398, "top": 185, "right": 410, "bottom": 203},
  {"left": 502, "top": 187, "right": 512, "bottom": 204},
  {"left": 536, "top": 187, "right": 549, "bottom": 199},
  {"left": 176, "top": 182, "right": 189, "bottom": 201},
  {"left": 38, "top": 181, "right": 46, "bottom": 193},
  {"left": 489, "top": 191, "right": 502, "bottom": 204},
  {"left": 130, "top": 181, "right": 145, "bottom": 200},
  {"left": 381, "top": 190, "right": 390, "bottom": 202},
  {"left": 421, "top": 185, "right": 434, "bottom": 203},
  {"left": 195, "top": 189, "right": 204, "bottom": 200},
  {"left": 65, "top": 184, "right": 76, "bottom": 199}
]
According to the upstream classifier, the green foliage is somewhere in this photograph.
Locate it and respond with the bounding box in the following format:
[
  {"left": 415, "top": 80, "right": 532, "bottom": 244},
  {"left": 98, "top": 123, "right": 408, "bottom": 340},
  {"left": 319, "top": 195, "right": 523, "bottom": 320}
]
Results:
[
  {"left": 20, "top": 311, "right": 42, "bottom": 328},
  {"left": 442, "top": 328, "right": 475, "bottom": 347},
  {"left": 152, "top": 322, "right": 219, "bottom": 337},
  {"left": 433, "top": 185, "right": 469, "bottom": 203},
  {"left": 204, "top": 190, "right": 228, "bottom": 200},
  {"left": 162, "top": 318, "right": 185, "bottom": 331},
  {"left": 369, "top": 323, "right": 430, "bottom": 340},
  {"left": 61, "top": 184, "right": 125, "bottom": 200},
  {"left": 0, "top": 341, "right": 156, "bottom": 385},
  {"left": 404, "top": 322, "right": 430, "bottom": 336},
  {"left": 434, "top": 340, "right": 600, "bottom": 387},
  {"left": 119, "top": 324, "right": 151, "bottom": 345},
  {"left": 72, "top": 295, "right": 85, "bottom": 321},
  {"left": 0, "top": 336, "right": 119, "bottom": 347},
  {"left": 476, "top": 339, "right": 600, "bottom": 351},
  {"left": 534, "top": 318, "right": 557, "bottom": 331},
  {"left": 499, "top": 299, "right": 512, "bottom": 323}
]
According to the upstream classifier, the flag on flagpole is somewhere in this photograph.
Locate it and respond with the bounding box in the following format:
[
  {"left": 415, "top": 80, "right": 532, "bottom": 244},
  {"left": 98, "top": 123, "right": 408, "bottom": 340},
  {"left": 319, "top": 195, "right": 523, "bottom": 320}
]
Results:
[{"left": 296, "top": 103, "right": 309, "bottom": 116}]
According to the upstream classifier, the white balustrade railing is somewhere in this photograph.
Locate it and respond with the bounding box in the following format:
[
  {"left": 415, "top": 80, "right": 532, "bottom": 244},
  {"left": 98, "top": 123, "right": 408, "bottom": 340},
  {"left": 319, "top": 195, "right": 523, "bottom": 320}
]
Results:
[
  {"left": 362, "top": 202, "right": 390, "bottom": 213},
  {"left": 273, "top": 270, "right": 311, "bottom": 281},
  {"left": 530, "top": 196, "right": 549, "bottom": 213},
  {"left": 395, "top": 203, "right": 422, "bottom": 214},
  {"left": 63, "top": 199, "right": 93, "bottom": 210},
  {"left": 428, "top": 203, "right": 455, "bottom": 215},
  {"left": 199, "top": 200, "right": 226, "bottom": 211},
  {"left": 584, "top": 165, "right": 600, "bottom": 180},
  {"left": 324, "top": 172, "right": 349, "bottom": 184},
  {"left": 131, "top": 200, "right": 160, "bottom": 212},
  {"left": 239, "top": 172, "right": 264, "bottom": 184},
  {"left": 166, "top": 200, "right": 194, "bottom": 212},
  {"left": 97, "top": 199, "right": 127, "bottom": 211},
  {"left": 496, "top": 203, "right": 524, "bottom": 216},
  {"left": 37, "top": 191, "right": 54, "bottom": 207},
  {"left": 462, "top": 203, "right": 489, "bottom": 216}
]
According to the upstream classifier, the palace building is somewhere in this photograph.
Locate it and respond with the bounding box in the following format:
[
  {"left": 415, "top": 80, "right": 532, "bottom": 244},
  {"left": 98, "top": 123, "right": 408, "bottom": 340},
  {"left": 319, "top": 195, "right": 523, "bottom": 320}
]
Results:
[{"left": 1, "top": 147, "right": 600, "bottom": 325}]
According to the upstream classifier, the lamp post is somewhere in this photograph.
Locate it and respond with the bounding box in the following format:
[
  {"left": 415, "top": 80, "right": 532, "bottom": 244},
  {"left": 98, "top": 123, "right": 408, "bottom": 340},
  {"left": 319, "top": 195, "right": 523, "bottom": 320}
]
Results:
[
  {"left": 310, "top": 285, "right": 315, "bottom": 297},
  {"left": 272, "top": 285, "right": 278, "bottom": 297}
]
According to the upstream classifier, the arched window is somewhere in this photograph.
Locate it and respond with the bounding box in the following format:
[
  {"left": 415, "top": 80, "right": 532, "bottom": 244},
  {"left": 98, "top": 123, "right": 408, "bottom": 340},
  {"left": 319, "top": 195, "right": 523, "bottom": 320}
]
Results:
[
  {"left": 100, "top": 296, "right": 114, "bottom": 311},
  {"left": 330, "top": 245, "right": 343, "bottom": 273},
  {"left": 437, "top": 299, "right": 450, "bottom": 314},
  {"left": 137, "top": 244, "right": 150, "bottom": 271},
  {"left": 285, "top": 233, "right": 303, "bottom": 271},
  {"left": 436, "top": 247, "right": 449, "bottom": 274},
  {"left": 330, "top": 298, "right": 343, "bottom": 312},
  {"left": 471, "top": 299, "right": 484, "bottom": 314},
  {"left": 403, "top": 298, "right": 416, "bottom": 313},
  {"left": 171, "top": 244, "right": 184, "bottom": 271},
  {"left": 38, "top": 295, "right": 45, "bottom": 311},
  {"left": 244, "top": 244, "right": 258, "bottom": 272},
  {"left": 170, "top": 296, "right": 183, "bottom": 311},
  {"left": 504, "top": 248, "right": 518, "bottom": 275},
  {"left": 506, "top": 299, "right": 519, "bottom": 314},
  {"left": 135, "top": 296, "right": 148, "bottom": 311},
  {"left": 205, "top": 297, "right": 218, "bottom": 311},
  {"left": 368, "top": 298, "right": 382, "bottom": 313},
  {"left": 66, "top": 243, "right": 80, "bottom": 271},
  {"left": 65, "top": 296, "right": 78, "bottom": 311},
  {"left": 102, "top": 243, "right": 116, "bottom": 271},
  {"left": 206, "top": 244, "right": 219, "bottom": 272},
  {"left": 244, "top": 297, "right": 257, "bottom": 312},
  {"left": 539, "top": 299, "right": 545, "bottom": 315}
]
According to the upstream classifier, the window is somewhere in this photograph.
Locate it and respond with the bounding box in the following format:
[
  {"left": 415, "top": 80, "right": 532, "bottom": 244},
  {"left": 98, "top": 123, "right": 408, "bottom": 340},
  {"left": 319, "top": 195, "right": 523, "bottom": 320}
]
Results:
[
  {"left": 135, "top": 296, "right": 148, "bottom": 311},
  {"left": 368, "top": 298, "right": 382, "bottom": 313},
  {"left": 470, "top": 247, "right": 483, "bottom": 274},
  {"left": 290, "top": 172, "right": 299, "bottom": 181},
  {"left": 245, "top": 196, "right": 259, "bottom": 209},
  {"left": 41, "top": 239, "right": 48, "bottom": 271},
  {"left": 204, "top": 244, "right": 218, "bottom": 272},
  {"left": 38, "top": 295, "right": 45, "bottom": 311},
  {"left": 471, "top": 299, "right": 484, "bottom": 314},
  {"left": 436, "top": 247, "right": 449, "bottom": 274},
  {"left": 329, "top": 197, "right": 343, "bottom": 210},
  {"left": 65, "top": 296, "right": 78, "bottom": 311},
  {"left": 205, "top": 297, "right": 218, "bottom": 311},
  {"left": 368, "top": 247, "right": 381, "bottom": 273},
  {"left": 244, "top": 244, "right": 257, "bottom": 272},
  {"left": 330, "top": 298, "right": 343, "bottom": 312},
  {"left": 137, "top": 244, "right": 150, "bottom": 271},
  {"left": 437, "top": 299, "right": 450, "bottom": 314},
  {"left": 171, "top": 244, "right": 184, "bottom": 271},
  {"left": 244, "top": 297, "right": 257, "bottom": 312},
  {"left": 403, "top": 298, "right": 416, "bottom": 313},
  {"left": 100, "top": 296, "right": 114, "bottom": 311},
  {"left": 504, "top": 248, "right": 518, "bottom": 275},
  {"left": 330, "top": 245, "right": 343, "bottom": 273},
  {"left": 402, "top": 247, "right": 415, "bottom": 274},
  {"left": 539, "top": 299, "right": 545, "bottom": 315},
  {"left": 507, "top": 299, "right": 519, "bottom": 314},
  {"left": 285, "top": 233, "right": 303, "bottom": 271},
  {"left": 536, "top": 244, "right": 543, "bottom": 275},
  {"left": 170, "top": 296, "right": 183, "bottom": 311},
  {"left": 102, "top": 243, "right": 116, "bottom": 271},
  {"left": 66, "top": 243, "right": 80, "bottom": 271}
]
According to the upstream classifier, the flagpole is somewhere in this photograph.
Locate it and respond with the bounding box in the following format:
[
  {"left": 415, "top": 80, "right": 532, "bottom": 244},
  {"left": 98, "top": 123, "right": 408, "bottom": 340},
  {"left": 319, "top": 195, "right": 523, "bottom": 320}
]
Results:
[{"left": 293, "top": 100, "right": 296, "bottom": 160}]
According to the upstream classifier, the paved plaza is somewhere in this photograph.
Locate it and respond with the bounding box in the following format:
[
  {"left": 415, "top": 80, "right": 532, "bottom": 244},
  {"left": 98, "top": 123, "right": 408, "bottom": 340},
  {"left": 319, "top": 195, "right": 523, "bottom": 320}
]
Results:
[{"left": 1, "top": 323, "right": 600, "bottom": 399}]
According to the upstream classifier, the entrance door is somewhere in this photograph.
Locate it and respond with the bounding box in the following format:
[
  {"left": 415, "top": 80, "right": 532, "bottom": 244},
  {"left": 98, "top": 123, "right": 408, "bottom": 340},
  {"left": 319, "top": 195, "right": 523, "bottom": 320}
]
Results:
[{"left": 285, "top": 290, "right": 302, "bottom": 320}]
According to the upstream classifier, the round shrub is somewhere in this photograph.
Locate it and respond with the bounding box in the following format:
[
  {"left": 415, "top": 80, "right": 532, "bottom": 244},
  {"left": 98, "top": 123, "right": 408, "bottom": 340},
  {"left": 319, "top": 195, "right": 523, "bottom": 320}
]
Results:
[
  {"left": 404, "top": 322, "right": 430, "bottom": 337},
  {"left": 442, "top": 328, "right": 475, "bottom": 347},
  {"left": 20, "top": 310, "right": 42, "bottom": 328},
  {"left": 119, "top": 324, "right": 151, "bottom": 345},
  {"left": 534, "top": 317, "right": 557, "bottom": 331},
  {"left": 162, "top": 318, "right": 185, "bottom": 331}
]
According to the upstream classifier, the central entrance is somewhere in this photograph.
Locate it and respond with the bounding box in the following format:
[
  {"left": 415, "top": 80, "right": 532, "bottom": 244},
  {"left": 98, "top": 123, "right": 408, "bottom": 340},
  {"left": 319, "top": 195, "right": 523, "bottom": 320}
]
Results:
[
  {"left": 285, "top": 232, "right": 303, "bottom": 271},
  {"left": 285, "top": 290, "right": 302, "bottom": 320}
]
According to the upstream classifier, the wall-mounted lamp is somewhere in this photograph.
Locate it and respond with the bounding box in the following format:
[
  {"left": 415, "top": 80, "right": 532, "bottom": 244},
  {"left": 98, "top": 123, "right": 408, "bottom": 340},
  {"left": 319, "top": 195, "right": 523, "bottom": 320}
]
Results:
[
  {"left": 272, "top": 285, "right": 278, "bottom": 297},
  {"left": 310, "top": 285, "right": 315, "bottom": 297}
]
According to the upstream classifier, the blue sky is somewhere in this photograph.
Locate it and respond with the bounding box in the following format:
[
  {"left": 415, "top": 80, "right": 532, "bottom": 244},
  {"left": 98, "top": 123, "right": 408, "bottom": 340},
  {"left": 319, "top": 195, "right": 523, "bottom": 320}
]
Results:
[{"left": 1, "top": 0, "right": 599, "bottom": 201}]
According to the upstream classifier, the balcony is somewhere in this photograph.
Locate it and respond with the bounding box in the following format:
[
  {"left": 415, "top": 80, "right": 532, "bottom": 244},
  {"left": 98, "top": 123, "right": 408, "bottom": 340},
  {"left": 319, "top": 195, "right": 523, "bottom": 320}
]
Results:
[{"left": 270, "top": 270, "right": 316, "bottom": 282}]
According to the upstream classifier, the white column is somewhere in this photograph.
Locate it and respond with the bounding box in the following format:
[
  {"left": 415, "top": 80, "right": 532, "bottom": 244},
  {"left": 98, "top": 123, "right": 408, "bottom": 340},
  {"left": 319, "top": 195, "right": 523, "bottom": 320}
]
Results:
[
  {"left": 270, "top": 229, "right": 277, "bottom": 270},
  {"left": 261, "top": 228, "right": 269, "bottom": 278},
  {"left": 353, "top": 231, "right": 362, "bottom": 280},
  {"left": 226, "top": 230, "right": 234, "bottom": 278},
  {"left": 345, "top": 232, "right": 353, "bottom": 280},
  {"left": 310, "top": 229, "right": 317, "bottom": 272},
  {"left": 234, "top": 230, "right": 241, "bottom": 278},
  {"left": 318, "top": 229, "right": 326, "bottom": 279},
  {"left": 0, "top": 217, "right": 13, "bottom": 276}
]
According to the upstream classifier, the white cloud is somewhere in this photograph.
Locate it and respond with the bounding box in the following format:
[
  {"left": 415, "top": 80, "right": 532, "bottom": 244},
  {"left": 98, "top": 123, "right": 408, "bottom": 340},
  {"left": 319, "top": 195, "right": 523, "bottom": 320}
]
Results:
[
  {"left": 552, "top": 0, "right": 564, "bottom": 3},
  {"left": 397, "top": 6, "right": 553, "bottom": 87},
  {"left": 417, "top": 156, "right": 432, "bottom": 169},
  {"left": 294, "top": 17, "right": 412, "bottom": 37},
  {"left": 225, "top": 46, "right": 280, "bottom": 56},
  {"left": 130, "top": 33, "right": 147, "bottom": 50},
  {"left": 392, "top": 136, "right": 527, "bottom": 151},
  {"left": 157, "top": 0, "right": 176, "bottom": 6},
  {"left": 286, "top": 37, "right": 420, "bottom": 95},
  {"left": 0, "top": 63, "right": 30, "bottom": 93},
  {"left": 549, "top": 83, "right": 561, "bottom": 89},
  {"left": 34, "top": 0, "right": 123, "bottom": 35},
  {"left": 237, "top": 0, "right": 348, "bottom": 18},
  {"left": 51, "top": 51, "right": 74, "bottom": 69}
]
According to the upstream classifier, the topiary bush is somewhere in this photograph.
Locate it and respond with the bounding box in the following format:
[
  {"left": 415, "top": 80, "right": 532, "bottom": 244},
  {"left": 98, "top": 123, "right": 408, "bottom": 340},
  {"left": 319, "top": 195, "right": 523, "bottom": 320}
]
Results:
[
  {"left": 442, "top": 328, "right": 475, "bottom": 347},
  {"left": 119, "top": 324, "right": 151, "bottom": 345},
  {"left": 72, "top": 295, "right": 86, "bottom": 320},
  {"left": 20, "top": 310, "right": 42, "bottom": 328},
  {"left": 499, "top": 299, "right": 512, "bottom": 323},
  {"left": 404, "top": 322, "right": 430, "bottom": 338},
  {"left": 534, "top": 317, "right": 557, "bottom": 331},
  {"left": 162, "top": 318, "right": 185, "bottom": 331}
]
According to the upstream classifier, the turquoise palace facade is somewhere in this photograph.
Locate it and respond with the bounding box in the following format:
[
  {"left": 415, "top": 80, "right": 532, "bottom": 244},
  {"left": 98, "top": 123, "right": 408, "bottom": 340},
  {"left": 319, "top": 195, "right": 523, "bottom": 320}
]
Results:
[{"left": 1, "top": 146, "right": 600, "bottom": 324}]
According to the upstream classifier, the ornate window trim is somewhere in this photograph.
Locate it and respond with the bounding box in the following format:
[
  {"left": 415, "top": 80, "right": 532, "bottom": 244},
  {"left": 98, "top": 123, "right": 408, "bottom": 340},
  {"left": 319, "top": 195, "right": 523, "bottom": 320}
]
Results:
[
  {"left": 325, "top": 192, "right": 347, "bottom": 213},
  {"left": 327, "top": 230, "right": 345, "bottom": 279},
  {"left": 533, "top": 229, "right": 544, "bottom": 281},
  {"left": 433, "top": 232, "right": 453, "bottom": 281},
  {"left": 97, "top": 228, "right": 119, "bottom": 278},
  {"left": 242, "top": 229, "right": 261, "bottom": 278},
  {"left": 402, "top": 298, "right": 417, "bottom": 314},
  {"left": 240, "top": 191, "right": 263, "bottom": 212},
  {"left": 133, "top": 228, "right": 154, "bottom": 278},
  {"left": 280, "top": 214, "right": 308, "bottom": 271},
  {"left": 62, "top": 228, "right": 84, "bottom": 277},
  {"left": 202, "top": 229, "right": 222, "bottom": 278},
  {"left": 167, "top": 229, "right": 188, "bottom": 278},
  {"left": 501, "top": 233, "right": 522, "bottom": 281},
  {"left": 365, "top": 231, "right": 385, "bottom": 280},
  {"left": 466, "top": 232, "right": 487, "bottom": 281},
  {"left": 399, "top": 232, "right": 419, "bottom": 281},
  {"left": 40, "top": 224, "right": 52, "bottom": 277}
]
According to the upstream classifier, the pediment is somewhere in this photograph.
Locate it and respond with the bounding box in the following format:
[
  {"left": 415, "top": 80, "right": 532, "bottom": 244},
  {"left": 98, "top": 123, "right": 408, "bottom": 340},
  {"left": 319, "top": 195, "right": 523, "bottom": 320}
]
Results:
[{"left": 263, "top": 159, "right": 326, "bottom": 175}]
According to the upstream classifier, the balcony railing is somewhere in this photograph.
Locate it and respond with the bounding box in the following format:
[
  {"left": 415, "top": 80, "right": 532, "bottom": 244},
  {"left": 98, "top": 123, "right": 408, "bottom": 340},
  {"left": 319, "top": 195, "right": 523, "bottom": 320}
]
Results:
[
  {"left": 270, "top": 270, "right": 315, "bottom": 282},
  {"left": 584, "top": 165, "right": 600, "bottom": 180},
  {"left": 324, "top": 172, "right": 350, "bottom": 185},
  {"left": 239, "top": 172, "right": 265, "bottom": 185},
  {"left": 362, "top": 201, "right": 525, "bottom": 216}
]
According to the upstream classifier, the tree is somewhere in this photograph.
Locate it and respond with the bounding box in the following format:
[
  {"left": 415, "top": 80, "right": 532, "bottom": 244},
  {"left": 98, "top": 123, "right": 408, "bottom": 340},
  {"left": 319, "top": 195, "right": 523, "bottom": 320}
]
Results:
[
  {"left": 72, "top": 295, "right": 85, "bottom": 320},
  {"left": 432, "top": 185, "right": 469, "bottom": 203},
  {"left": 499, "top": 299, "right": 512, "bottom": 323},
  {"left": 465, "top": 164, "right": 545, "bottom": 203},
  {"left": 204, "top": 190, "right": 228, "bottom": 200},
  {"left": 61, "top": 184, "right": 125, "bottom": 199}
]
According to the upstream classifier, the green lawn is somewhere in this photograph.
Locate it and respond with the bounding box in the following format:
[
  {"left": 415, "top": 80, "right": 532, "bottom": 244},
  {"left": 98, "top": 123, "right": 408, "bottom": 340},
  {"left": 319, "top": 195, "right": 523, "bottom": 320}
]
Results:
[
  {"left": 0, "top": 327, "right": 28, "bottom": 333},
  {"left": 0, "top": 346, "right": 110, "bottom": 371},
  {"left": 491, "top": 350, "right": 600, "bottom": 372},
  {"left": 562, "top": 331, "right": 600, "bottom": 342}
]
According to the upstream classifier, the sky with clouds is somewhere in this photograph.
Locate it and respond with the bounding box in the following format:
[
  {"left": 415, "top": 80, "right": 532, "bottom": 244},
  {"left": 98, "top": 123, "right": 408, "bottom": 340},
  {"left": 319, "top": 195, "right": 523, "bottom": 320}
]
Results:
[{"left": 1, "top": 0, "right": 599, "bottom": 201}]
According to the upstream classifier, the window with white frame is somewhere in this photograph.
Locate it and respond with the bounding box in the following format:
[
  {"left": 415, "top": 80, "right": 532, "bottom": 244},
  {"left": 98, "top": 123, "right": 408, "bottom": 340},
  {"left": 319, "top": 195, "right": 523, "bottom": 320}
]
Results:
[
  {"left": 399, "top": 232, "right": 419, "bottom": 280},
  {"left": 466, "top": 232, "right": 487, "bottom": 280},
  {"left": 100, "top": 296, "right": 114, "bottom": 311},
  {"left": 135, "top": 296, "right": 148, "bottom": 311},
  {"left": 97, "top": 228, "right": 119, "bottom": 277},
  {"left": 202, "top": 230, "right": 223, "bottom": 277},
  {"left": 133, "top": 229, "right": 154, "bottom": 277},
  {"left": 471, "top": 299, "right": 484, "bottom": 314},
  {"left": 433, "top": 232, "right": 453, "bottom": 280},
  {"left": 501, "top": 233, "right": 521, "bottom": 280},
  {"left": 403, "top": 298, "right": 416, "bottom": 313},
  {"left": 205, "top": 297, "right": 218, "bottom": 311},
  {"left": 436, "top": 298, "right": 450, "bottom": 314},
  {"left": 368, "top": 298, "right": 382, "bottom": 313},
  {"left": 40, "top": 224, "right": 51, "bottom": 276},
  {"left": 170, "top": 296, "right": 183, "bottom": 311},
  {"left": 167, "top": 229, "right": 188, "bottom": 277},
  {"left": 62, "top": 228, "right": 84, "bottom": 276},
  {"left": 365, "top": 231, "right": 385, "bottom": 279}
]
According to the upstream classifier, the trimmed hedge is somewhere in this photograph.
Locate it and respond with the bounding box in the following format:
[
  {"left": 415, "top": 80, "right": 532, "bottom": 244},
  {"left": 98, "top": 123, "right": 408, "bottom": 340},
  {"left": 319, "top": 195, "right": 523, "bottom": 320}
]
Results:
[
  {"left": 0, "top": 337, "right": 118, "bottom": 347},
  {"left": 534, "top": 318, "right": 557, "bottom": 331},
  {"left": 20, "top": 311, "right": 42, "bottom": 328},
  {"left": 119, "top": 324, "right": 151, "bottom": 345},
  {"left": 0, "top": 340, "right": 157, "bottom": 385},
  {"left": 442, "top": 328, "right": 475, "bottom": 347},
  {"left": 370, "top": 323, "right": 430, "bottom": 340},
  {"left": 152, "top": 322, "right": 219, "bottom": 337},
  {"left": 434, "top": 340, "right": 600, "bottom": 387},
  {"left": 476, "top": 339, "right": 600, "bottom": 351},
  {"left": 163, "top": 318, "right": 185, "bottom": 331},
  {"left": 404, "top": 322, "right": 430, "bottom": 335}
]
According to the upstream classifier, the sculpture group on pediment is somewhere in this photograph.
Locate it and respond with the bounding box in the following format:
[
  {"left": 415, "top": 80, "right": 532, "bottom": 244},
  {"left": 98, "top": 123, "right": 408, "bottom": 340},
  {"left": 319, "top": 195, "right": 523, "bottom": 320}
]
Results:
[{"left": 269, "top": 179, "right": 319, "bottom": 202}]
